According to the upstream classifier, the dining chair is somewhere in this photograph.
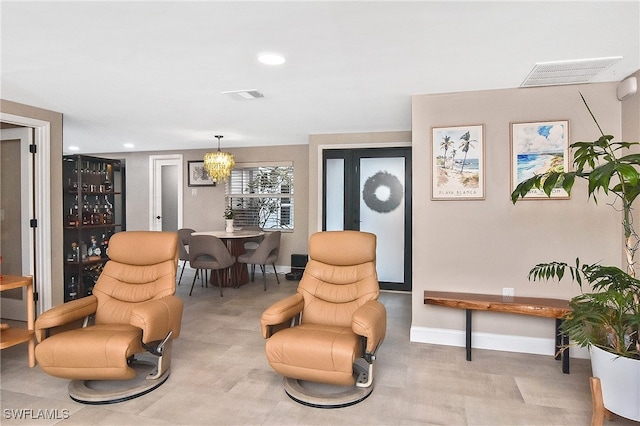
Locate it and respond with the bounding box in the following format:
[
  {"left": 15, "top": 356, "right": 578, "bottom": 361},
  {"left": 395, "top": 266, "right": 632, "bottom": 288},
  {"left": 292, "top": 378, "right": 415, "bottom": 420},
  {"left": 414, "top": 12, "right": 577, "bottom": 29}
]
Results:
[
  {"left": 237, "top": 231, "right": 281, "bottom": 291},
  {"left": 177, "top": 228, "right": 195, "bottom": 285},
  {"left": 188, "top": 235, "right": 235, "bottom": 297},
  {"left": 241, "top": 226, "right": 264, "bottom": 250},
  {"left": 240, "top": 225, "right": 264, "bottom": 276}
]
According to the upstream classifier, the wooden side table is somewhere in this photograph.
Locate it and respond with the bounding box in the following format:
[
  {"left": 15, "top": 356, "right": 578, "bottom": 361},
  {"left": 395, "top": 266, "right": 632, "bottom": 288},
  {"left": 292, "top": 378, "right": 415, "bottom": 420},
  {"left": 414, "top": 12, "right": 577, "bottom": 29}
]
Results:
[
  {"left": 424, "top": 290, "right": 571, "bottom": 373},
  {"left": 0, "top": 275, "right": 35, "bottom": 367}
]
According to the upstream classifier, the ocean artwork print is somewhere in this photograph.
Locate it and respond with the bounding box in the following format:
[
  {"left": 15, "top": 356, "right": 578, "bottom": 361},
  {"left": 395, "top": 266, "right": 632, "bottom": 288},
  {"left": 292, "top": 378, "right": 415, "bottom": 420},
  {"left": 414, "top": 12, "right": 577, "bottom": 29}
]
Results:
[
  {"left": 431, "top": 124, "right": 484, "bottom": 200},
  {"left": 511, "top": 120, "right": 570, "bottom": 199}
]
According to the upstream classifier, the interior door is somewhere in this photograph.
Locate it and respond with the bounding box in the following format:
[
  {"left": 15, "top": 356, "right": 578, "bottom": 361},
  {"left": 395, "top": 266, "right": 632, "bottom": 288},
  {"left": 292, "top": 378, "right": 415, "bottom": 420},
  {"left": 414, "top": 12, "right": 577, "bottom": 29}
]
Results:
[
  {"left": 149, "top": 155, "right": 183, "bottom": 232},
  {"left": 323, "top": 148, "right": 412, "bottom": 291},
  {"left": 1, "top": 127, "right": 34, "bottom": 319}
]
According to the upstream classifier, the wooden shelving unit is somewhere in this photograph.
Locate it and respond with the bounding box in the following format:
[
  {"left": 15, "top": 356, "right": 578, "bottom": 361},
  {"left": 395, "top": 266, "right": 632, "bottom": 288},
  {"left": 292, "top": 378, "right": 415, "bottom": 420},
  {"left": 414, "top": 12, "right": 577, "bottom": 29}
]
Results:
[{"left": 0, "top": 275, "right": 35, "bottom": 367}]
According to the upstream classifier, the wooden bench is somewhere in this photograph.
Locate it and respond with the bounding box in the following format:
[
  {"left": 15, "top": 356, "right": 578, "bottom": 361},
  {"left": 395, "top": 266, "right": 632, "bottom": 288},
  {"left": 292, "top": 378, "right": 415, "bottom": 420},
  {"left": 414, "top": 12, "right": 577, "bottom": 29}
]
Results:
[{"left": 423, "top": 291, "right": 572, "bottom": 373}]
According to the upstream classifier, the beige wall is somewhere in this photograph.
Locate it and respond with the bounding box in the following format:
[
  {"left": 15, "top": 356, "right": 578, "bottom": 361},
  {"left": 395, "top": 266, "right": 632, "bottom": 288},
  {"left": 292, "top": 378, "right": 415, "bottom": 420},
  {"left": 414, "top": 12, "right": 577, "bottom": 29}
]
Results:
[
  {"left": 621, "top": 70, "right": 640, "bottom": 275},
  {"left": 621, "top": 70, "right": 640, "bottom": 149},
  {"left": 97, "top": 144, "right": 309, "bottom": 269},
  {"left": 0, "top": 99, "right": 64, "bottom": 307},
  {"left": 410, "top": 83, "right": 627, "bottom": 356}
]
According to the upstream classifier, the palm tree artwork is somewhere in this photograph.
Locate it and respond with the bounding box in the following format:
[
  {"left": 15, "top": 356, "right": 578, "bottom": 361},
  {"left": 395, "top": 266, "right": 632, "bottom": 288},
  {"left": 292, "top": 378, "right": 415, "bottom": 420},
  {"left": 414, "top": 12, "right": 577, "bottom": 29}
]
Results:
[
  {"left": 432, "top": 125, "right": 483, "bottom": 199},
  {"left": 458, "top": 131, "right": 477, "bottom": 174},
  {"left": 440, "top": 135, "right": 454, "bottom": 168}
]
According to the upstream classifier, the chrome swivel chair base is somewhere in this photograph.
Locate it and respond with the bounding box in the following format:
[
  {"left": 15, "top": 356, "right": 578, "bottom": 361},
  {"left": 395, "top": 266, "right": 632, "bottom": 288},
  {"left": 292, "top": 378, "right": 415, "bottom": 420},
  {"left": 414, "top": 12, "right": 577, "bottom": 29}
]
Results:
[
  {"left": 69, "top": 335, "right": 174, "bottom": 405},
  {"left": 284, "top": 377, "right": 374, "bottom": 408},
  {"left": 68, "top": 359, "right": 170, "bottom": 405},
  {"left": 283, "top": 358, "right": 375, "bottom": 408}
]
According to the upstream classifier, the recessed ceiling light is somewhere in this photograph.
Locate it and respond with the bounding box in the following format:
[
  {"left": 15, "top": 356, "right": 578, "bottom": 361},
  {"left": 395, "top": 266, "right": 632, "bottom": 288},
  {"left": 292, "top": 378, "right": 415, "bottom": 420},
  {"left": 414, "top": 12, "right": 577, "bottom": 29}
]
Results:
[
  {"left": 68, "top": 146, "right": 79, "bottom": 151},
  {"left": 258, "top": 52, "right": 285, "bottom": 65},
  {"left": 124, "top": 143, "right": 134, "bottom": 149}
]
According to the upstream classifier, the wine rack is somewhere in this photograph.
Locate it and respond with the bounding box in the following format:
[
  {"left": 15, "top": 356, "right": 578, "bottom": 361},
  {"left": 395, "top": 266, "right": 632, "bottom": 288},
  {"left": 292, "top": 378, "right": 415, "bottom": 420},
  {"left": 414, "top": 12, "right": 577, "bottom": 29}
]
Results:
[{"left": 63, "top": 155, "right": 126, "bottom": 301}]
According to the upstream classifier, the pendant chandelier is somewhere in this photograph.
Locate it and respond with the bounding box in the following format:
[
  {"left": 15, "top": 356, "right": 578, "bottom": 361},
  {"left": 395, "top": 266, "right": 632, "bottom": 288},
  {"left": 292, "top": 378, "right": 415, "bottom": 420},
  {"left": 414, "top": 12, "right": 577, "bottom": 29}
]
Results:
[{"left": 204, "top": 135, "right": 235, "bottom": 183}]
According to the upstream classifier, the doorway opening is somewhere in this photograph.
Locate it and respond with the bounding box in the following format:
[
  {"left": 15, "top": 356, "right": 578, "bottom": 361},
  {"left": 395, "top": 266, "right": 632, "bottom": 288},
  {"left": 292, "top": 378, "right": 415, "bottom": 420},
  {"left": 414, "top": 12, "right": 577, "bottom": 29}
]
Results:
[
  {"left": 0, "top": 112, "right": 53, "bottom": 315},
  {"left": 149, "top": 155, "right": 183, "bottom": 232}
]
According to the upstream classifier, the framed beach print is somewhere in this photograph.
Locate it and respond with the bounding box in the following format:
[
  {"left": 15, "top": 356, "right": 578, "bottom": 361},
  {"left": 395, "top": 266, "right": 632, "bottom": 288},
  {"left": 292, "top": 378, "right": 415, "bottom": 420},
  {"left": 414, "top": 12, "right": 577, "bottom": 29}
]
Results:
[
  {"left": 510, "top": 120, "right": 570, "bottom": 199},
  {"left": 431, "top": 124, "right": 484, "bottom": 200},
  {"left": 187, "top": 161, "right": 216, "bottom": 187}
]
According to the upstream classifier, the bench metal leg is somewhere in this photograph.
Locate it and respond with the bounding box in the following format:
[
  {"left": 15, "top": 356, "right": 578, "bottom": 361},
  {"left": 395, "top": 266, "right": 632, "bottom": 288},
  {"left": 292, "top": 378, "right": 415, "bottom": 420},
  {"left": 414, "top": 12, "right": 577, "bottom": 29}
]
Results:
[
  {"left": 562, "top": 329, "right": 570, "bottom": 374},
  {"left": 466, "top": 309, "right": 472, "bottom": 361},
  {"left": 555, "top": 318, "right": 570, "bottom": 374},
  {"left": 555, "top": 318, "right": 562, "bottom": 360}
]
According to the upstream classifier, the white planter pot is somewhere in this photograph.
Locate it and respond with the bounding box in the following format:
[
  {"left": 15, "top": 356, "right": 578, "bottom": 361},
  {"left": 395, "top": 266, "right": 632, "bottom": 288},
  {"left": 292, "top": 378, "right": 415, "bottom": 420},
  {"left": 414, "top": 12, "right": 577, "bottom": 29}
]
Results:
[
  {"left": 225, "top": 219, "right": 234, "bottom": 233},
  {"left": 590, "top": 345, "right": 640, "bottom": 421}
]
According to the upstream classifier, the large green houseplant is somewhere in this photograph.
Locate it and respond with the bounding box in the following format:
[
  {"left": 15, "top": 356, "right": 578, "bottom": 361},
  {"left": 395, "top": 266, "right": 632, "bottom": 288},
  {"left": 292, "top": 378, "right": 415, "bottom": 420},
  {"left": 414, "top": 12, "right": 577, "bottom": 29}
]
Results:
[
  {"left": 511, "top": 94, "right": 639, "bottom": 360},
  {"left": 511, "top": 94, "right": 640, "bottom": 420}
]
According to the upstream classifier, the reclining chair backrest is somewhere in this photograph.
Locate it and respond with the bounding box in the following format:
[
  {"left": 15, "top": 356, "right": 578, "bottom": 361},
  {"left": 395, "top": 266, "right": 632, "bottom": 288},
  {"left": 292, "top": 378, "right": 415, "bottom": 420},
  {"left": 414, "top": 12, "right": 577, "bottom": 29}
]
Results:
[
  {"left": 298, "top": 231, "right": 378, "bottom": 327},
  {"left": 93, "top": 231, "right": 179, "bottom": 325}
]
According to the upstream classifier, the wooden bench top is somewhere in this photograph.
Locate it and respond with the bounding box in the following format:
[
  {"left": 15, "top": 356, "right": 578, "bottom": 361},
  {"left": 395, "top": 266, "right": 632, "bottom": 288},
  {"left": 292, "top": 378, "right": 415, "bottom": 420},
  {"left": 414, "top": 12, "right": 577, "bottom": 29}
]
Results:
[{"left": 423, "top": 290, "right": 570, "bottom": 319}]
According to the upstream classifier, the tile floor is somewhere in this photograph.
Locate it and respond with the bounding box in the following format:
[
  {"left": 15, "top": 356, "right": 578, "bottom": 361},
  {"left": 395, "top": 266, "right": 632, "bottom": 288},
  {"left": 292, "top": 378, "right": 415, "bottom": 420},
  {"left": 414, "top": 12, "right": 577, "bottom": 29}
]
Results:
[{"left": 1, "top": 268, "right": 636, "bottom": 425}]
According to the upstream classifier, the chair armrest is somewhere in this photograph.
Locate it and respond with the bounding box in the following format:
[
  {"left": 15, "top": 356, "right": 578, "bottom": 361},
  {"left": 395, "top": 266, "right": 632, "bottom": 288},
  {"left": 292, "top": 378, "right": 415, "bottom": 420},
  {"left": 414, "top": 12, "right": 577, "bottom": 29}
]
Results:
[
  {"left": 130, "top": 296, "right": 184, "bottom": 344},
  {"left": 352, "top": 300, "right": 387, "bottom": 354},
  {"left": 261, "top": 293, "right": 304, "bottom": 338},
  {"left": 34, "top": 296, "right": 98, "bottom": 342}
]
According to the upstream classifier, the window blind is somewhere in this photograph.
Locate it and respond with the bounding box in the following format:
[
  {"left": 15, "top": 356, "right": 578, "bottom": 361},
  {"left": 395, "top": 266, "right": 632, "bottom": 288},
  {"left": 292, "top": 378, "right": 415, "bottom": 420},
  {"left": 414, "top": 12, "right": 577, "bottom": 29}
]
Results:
[{"left": 225, "top": 162, "right": 294, "bottom": 230}]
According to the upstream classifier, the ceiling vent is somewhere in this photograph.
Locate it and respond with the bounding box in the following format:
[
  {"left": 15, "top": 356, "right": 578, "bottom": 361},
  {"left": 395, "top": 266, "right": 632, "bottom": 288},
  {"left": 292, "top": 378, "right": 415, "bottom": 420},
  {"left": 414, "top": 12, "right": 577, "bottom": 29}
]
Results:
[
  {"left": 521, "top": 56, "right": 622, "bottom": 87},
  {"left": 221, "top": 89, "right": 264, "bottom": 100}
]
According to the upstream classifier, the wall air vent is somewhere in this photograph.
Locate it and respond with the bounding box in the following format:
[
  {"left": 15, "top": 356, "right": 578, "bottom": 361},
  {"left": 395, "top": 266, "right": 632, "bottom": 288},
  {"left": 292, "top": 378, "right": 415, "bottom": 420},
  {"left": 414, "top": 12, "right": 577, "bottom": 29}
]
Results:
[
  {"left": 521, "top": 56, "right": 622, "bottom": 87},
  {"left": 221, "top": 89, "right": 264, "bottom": 100}
]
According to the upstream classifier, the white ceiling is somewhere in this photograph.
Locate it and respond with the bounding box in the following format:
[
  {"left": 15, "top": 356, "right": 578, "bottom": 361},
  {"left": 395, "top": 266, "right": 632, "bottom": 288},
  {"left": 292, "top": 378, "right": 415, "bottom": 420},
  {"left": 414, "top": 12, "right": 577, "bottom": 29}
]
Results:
[{"left": 2, "top": 1, "right": 639, "bottom": 154}]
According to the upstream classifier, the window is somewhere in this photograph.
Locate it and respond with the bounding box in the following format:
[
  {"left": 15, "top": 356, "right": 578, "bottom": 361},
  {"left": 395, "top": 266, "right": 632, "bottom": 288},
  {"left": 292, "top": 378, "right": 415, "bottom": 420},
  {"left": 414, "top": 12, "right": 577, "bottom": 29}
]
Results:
[{"left": 225, "top": 162, "right": 294, "bottom": 231}]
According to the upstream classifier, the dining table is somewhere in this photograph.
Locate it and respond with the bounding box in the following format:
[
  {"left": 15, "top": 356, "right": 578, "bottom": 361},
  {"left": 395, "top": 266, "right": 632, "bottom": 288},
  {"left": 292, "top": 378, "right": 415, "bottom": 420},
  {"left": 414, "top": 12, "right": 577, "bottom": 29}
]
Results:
[{"left": 191, "top": 229, "right": 265, "bottom": 288}]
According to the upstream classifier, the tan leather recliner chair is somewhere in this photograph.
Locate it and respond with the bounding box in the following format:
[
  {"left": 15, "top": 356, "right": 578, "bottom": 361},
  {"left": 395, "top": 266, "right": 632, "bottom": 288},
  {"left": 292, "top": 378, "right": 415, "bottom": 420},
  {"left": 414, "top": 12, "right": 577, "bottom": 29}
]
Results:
[
  {"left": 35, "top": 231, "right": 183, "bottom": 404},
  {"left": 261, "top": 230, "right": 386, "bottom": 407}
]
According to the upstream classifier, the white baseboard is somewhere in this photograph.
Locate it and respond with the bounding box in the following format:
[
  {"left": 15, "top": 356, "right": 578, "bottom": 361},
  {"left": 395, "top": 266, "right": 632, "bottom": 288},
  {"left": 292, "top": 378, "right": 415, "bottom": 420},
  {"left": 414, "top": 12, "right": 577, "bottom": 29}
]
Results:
[{"left": 410, "top": 326, "right": 590, "bottom": 359}]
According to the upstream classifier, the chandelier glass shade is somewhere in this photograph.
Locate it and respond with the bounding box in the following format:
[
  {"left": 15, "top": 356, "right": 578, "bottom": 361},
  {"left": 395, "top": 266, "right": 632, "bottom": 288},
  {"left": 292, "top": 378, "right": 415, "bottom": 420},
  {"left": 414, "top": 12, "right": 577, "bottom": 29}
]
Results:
[{"left": 204, "top": 135, "right": 235, "bottom": 183}]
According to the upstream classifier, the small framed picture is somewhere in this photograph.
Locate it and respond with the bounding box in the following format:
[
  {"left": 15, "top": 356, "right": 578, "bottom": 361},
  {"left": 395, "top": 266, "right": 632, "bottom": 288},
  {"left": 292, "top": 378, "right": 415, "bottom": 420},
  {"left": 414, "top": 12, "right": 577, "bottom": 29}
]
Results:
[
  {"left": 511, "top": 120, "right": 570, "bottom": 199},
  {"left": 431, "top": 124, "right": 484, "bottom": 200},
  {"left": 188, "top": 161, "right": 216, "bottom": 187}
]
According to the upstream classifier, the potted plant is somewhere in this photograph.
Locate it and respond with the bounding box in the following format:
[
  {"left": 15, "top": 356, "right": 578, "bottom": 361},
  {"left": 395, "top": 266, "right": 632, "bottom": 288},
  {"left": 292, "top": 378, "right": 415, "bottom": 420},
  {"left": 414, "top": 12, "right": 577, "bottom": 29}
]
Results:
[
  {"left": 224, "top": 207, "right": 235, "bottom": 232},
  {"left": 511, "top": 94, "right": 640, "bottom": 421}
]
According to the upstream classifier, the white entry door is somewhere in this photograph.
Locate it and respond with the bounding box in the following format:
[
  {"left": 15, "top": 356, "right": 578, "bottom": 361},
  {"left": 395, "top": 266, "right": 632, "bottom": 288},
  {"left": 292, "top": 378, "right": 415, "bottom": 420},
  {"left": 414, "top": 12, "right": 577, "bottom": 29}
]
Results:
[{"left": 149, "top": 155, "right": 183, "bottom": 231}]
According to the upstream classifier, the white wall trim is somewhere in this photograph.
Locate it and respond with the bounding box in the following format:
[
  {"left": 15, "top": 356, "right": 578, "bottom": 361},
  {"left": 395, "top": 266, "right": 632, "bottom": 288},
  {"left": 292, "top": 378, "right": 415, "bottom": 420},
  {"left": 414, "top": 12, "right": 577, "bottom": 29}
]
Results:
[
  {"left": 410, "top": 326, "right": 590, "bottom": 359},
  {"left": 1, "top": 112, "right": 52, "bottom": 314},
  {"left": 316, "top": 141, "right": 412, "bottom": 232}
]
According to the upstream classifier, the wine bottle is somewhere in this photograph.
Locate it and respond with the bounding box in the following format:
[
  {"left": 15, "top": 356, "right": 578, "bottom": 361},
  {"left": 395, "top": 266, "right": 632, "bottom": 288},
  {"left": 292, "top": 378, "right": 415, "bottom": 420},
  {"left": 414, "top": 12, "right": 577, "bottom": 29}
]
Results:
[
  {"left": 101, "top": 233, "right": 109, "bottom": 258},
  {"left": 69, "top": 276, "right": 78, "bottom": 300},
  {"left": 82, "top": 195, "right": 91, "bottom": 225}
]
